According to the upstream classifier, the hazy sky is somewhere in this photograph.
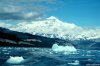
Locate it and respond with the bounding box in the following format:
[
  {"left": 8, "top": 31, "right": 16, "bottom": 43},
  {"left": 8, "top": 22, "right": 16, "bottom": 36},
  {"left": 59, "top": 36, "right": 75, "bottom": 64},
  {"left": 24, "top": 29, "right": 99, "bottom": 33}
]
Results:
[{"left": 0, "top": 0, "right": 100, "bottom": 27}]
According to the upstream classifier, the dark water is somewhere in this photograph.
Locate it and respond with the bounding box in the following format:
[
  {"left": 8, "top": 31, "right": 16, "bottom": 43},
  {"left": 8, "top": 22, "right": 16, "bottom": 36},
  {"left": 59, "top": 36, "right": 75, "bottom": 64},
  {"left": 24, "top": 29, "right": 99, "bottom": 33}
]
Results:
[{"left": 0, "top": 47, "right": 100, "bottom": 66}]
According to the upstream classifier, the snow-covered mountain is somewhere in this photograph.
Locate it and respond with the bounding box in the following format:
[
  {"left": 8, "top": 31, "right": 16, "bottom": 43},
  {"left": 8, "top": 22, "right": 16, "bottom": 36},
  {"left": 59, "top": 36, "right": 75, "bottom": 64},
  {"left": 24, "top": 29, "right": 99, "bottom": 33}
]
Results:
[
  {"left": 1, "top": 16, "right": 100, "bottom": 40},
  {"left": 0, "top": 27, "right": 62, "bottom": 47}
]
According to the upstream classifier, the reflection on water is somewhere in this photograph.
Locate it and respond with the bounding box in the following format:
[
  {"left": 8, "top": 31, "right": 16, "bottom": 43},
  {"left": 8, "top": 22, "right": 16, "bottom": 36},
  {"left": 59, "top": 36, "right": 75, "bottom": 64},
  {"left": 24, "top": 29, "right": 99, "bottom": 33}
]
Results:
[{"left": 0, "top": 47, "right": 100, "bottom": 66}]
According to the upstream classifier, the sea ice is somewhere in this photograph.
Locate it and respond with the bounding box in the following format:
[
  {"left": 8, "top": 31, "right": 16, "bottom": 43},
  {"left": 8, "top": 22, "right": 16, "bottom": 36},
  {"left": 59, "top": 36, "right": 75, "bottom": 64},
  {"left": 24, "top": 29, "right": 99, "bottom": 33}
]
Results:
[
  {"left": 52, "top": 44, "right": 77, "bottom": 52},
  {"left": 6, "top": 56, "right": 24, "bottom": 64},
  {"left": 68, "top": 60, "right": 79, "bottom": 65}
]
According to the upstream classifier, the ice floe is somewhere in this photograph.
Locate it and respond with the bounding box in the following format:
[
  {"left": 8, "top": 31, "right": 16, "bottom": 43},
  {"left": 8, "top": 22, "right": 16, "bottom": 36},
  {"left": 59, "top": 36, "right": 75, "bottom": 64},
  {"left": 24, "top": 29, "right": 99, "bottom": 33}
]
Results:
[
  {"left": 52, "top": 44, "right": 77, "bottom": 53},
  {"left": 6, "top": 56, "right": 24, "bottom": 64},
  {"left": 68, "top": 60, "right": 79, "bottom": 65}
]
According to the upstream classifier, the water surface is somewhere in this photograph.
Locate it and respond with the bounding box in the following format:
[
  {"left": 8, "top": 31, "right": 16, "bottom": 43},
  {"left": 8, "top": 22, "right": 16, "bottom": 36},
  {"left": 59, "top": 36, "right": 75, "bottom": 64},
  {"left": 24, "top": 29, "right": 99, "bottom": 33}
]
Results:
[{"left": 0, "top": 47, "right": 100, "bottom": 66}]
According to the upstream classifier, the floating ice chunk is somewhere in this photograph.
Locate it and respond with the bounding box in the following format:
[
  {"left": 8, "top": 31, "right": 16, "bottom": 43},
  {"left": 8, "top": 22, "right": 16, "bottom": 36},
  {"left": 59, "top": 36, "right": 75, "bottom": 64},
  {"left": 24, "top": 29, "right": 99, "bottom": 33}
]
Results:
[
  {"left": 6, "top": 56, "right": 24, "bottom": 64},
  {"left": 52, "top": 44, "right": 77, "bottom": 52},
  {"left": 68, "top": 60, "right": 79, "bottom": 65}
]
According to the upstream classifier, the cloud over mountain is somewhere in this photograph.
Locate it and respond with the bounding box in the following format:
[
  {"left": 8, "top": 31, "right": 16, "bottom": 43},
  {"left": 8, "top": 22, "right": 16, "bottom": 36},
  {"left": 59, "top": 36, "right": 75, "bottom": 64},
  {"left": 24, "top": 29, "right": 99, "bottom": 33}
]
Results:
[{"left": 0, "top": 0, "right": 61, "bottom": 20}]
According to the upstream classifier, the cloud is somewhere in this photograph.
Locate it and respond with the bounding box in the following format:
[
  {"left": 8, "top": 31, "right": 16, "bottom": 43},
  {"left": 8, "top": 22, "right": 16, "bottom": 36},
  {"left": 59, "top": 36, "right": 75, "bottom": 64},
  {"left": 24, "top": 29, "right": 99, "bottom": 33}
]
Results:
[
  {"left": 0, "top": 0, "right": 61, "bottom": 20},
  {"left": 0, "top": 0, "right": 58, "bottom": 4},
  {"left": 0, "top": 22, "right": 12, "bottom": 28},
  {"left": 0, "top": 12, "right": 43, "bottom": 20}
]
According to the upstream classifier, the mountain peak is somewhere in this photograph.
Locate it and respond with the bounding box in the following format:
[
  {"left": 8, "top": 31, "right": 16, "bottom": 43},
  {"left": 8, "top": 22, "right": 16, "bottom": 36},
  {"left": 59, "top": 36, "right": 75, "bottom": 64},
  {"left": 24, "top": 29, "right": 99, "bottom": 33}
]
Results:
[
  {"left": 47, "top": 16, "right": 58, "bottom": 20},
  {"left": 1, "top": 16, "right": 100, "bottom": 40},
  {"left": 46, "top": 16, "right": 61, "bottom": 23}
]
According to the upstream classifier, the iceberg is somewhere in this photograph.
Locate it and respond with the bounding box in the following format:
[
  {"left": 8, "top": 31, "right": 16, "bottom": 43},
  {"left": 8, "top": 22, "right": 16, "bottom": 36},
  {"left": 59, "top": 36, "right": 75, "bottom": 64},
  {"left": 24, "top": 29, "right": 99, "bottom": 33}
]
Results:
[
  {"left": 6, "top": 56, "right": 24, "bottom": 64},
  {"left": 68, "top": 60, "right": 79, "bottom": 65},
  {"left": 52, "top": 44, "right": 77, "bottom": 52}
]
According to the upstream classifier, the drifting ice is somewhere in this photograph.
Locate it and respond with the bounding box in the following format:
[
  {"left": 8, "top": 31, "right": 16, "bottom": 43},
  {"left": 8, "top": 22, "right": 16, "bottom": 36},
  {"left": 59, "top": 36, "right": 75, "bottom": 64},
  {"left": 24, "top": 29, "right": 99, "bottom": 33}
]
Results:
[
  {"left": 6, "top": 56, "right": 24, "bottom": 64},
  {"left": 68, "top": 60, "right": 79, "bottom": 65},
  {"left": 52, "top": 44, "right": 77, "bottom": 52}
]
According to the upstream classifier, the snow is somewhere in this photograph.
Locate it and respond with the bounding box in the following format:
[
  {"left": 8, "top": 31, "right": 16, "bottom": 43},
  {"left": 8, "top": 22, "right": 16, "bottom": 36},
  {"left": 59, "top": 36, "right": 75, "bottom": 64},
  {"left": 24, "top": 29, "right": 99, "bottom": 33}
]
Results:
[
  {"left": 0, "top": 16, "right": 100, "bottom": 40},
  {"left": 52, "top": 44, "right": 77, "bottom": 52},
  {"left": 46, "top": 16, "right": 58, "bottom": 20},
  {"left": 6, "top": 56, "right": 24, "bottom": 64}
]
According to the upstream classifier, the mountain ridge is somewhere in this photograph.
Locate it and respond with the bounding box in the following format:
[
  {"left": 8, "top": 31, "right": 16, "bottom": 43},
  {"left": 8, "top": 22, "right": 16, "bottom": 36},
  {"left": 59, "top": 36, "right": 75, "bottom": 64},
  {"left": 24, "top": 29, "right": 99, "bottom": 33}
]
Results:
[
  {"left": 0, "top": 27, "right": 100, "bottom": 49},
  {"left": 7, "top": 16, "right": 100, "bottom": 40},
  {"left": 0, "top": 27, "right": 67, "bottom": 47}
]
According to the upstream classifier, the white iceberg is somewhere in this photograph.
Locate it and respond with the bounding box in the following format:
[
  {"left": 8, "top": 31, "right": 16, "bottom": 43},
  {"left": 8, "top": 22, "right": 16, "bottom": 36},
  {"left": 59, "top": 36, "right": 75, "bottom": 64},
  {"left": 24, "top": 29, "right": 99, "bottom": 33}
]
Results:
[
  {"left": 52, "top": 44, "right": 77, "bottom": 52},
  {"left": 6, "top": 56, "right": 24, "bottom": 64},
  {"left": 68, "top": 60, "right": 79, "bottom": 65}
]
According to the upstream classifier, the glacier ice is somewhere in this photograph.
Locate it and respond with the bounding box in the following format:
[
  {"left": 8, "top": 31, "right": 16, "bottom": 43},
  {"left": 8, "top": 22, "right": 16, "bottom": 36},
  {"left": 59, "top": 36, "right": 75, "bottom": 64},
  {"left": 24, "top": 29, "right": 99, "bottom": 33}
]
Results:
[
  {"left": 6, "top": 56, "right": 24, "bottom": 64},
  {"left": 52, "top": 44, "right": 77, "bottom": 52}
]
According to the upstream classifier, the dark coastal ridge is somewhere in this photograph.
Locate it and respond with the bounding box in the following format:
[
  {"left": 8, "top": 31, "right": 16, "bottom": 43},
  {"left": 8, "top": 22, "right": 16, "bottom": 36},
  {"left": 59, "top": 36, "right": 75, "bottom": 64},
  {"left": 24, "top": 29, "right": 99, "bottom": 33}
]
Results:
[
  {"left": 0, "top": 27, "right": 67, "bottom": 48},
  {"left": 0, "top": 27, "right": 100, "bottom": 49}
]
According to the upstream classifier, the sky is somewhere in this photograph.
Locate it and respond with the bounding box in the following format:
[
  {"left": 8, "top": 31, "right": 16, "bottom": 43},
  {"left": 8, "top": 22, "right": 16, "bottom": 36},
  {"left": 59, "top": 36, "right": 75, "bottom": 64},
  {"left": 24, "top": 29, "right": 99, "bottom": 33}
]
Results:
[
  {"left": 47, "top": 0, "right": 100, "bottom": 27},
  {"left": 0, "top": 0, "right": 100, "bottom": 27}
]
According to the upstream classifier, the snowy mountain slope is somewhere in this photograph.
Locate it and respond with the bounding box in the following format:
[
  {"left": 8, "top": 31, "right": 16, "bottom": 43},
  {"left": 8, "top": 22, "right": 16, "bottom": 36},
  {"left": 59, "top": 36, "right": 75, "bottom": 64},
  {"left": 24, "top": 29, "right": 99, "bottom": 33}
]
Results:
[
  {"left": 1, "top": 16, "right": 100, "bottom": 40},
  {"left": 0, "top": 27, "right": 63, "bottom": 47}
]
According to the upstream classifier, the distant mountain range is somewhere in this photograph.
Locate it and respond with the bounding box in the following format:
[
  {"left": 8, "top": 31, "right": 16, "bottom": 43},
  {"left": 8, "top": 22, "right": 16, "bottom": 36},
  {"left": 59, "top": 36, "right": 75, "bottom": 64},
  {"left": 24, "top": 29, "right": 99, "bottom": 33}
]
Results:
[
  {"left": 0, "top": 16, "right": 100, "bottom": 49},
  {"left": 0, "top": 27, "right": 100, "bottom": 49},
  {"left": 0, "top": 27, "right": 68, "bottom": 48},
  {"left": 7, "top": 16, "right": 100, "bottom": 40}
]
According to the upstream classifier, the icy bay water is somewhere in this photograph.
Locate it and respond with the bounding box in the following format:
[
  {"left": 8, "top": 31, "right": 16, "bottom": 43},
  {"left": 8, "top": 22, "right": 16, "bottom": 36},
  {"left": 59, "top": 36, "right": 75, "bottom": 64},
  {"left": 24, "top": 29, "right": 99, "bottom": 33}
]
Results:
[{"left": 0, "top": 47, "right": 100, "bottom": 66}]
